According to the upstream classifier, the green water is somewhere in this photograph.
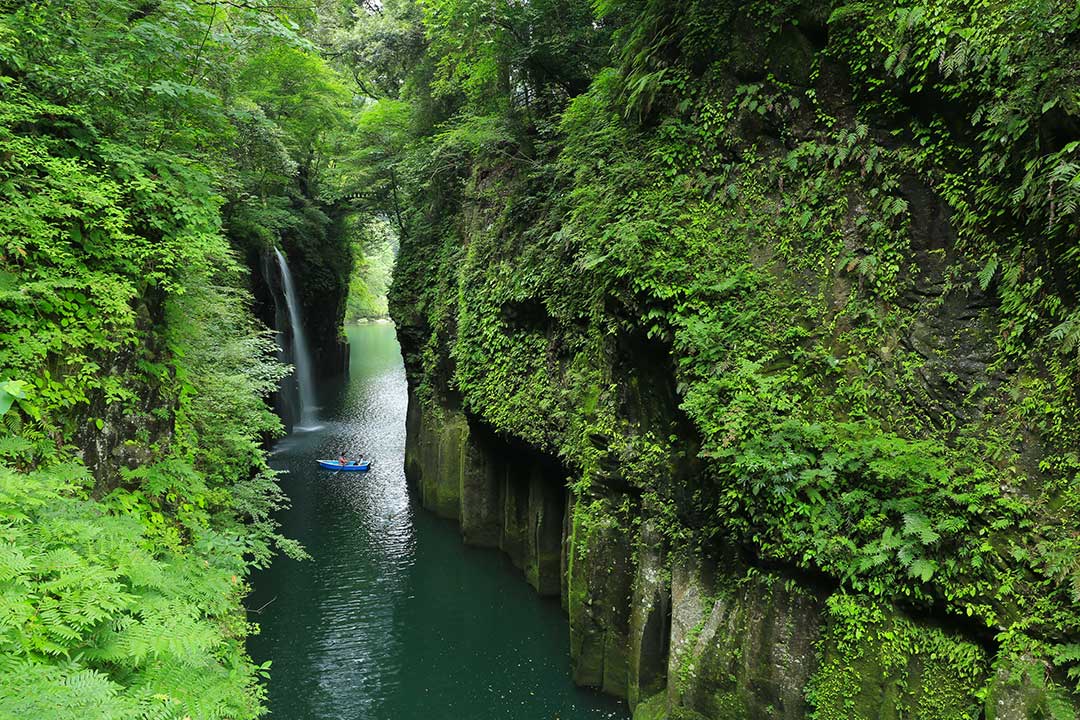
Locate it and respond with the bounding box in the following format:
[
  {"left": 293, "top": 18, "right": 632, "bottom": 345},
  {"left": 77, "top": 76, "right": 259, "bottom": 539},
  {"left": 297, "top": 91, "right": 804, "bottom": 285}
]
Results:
[{"left": 248, "top": 323, "right": 627, "bottom": 720}]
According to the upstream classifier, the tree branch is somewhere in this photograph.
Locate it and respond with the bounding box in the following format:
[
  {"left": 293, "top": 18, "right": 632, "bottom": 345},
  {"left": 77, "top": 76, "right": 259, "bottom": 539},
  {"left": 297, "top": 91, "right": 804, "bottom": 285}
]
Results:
[{"left": 189, "top": 2, "right": 218, "bottom": 85}]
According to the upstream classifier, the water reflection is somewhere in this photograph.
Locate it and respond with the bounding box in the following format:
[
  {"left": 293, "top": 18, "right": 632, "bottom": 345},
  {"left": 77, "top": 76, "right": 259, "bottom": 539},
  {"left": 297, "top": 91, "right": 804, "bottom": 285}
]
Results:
[{"left": 248, "top": 323, "right": 626, "bottom": 720}]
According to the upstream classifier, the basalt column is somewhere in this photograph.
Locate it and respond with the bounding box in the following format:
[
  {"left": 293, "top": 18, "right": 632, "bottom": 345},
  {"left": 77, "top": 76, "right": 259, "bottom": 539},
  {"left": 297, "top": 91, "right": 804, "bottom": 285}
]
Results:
[{"left": 403, "top": 395, "right": 567, "bottom": 597}]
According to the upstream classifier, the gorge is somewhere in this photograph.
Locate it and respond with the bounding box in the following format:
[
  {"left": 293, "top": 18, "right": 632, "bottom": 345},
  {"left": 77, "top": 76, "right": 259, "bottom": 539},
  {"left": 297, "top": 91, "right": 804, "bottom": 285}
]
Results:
[{"left": 1, "top": 1, "right": 1079, "bottom": 719}]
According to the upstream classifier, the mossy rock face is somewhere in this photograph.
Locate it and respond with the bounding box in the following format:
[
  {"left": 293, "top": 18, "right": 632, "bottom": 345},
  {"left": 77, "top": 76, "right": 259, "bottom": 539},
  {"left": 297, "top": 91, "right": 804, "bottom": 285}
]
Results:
[
  {"left": 560, "top": 493, "right": 574, "bottom": 612},
  {"left": 628, "top": 518, "right": 670, "bottom": 708},
  {"left": 985, "top": 666, "right": 1044, "bottom": 720},
  {"left": 403, "top": 387, "right": 424, "bottom": 493},
  {"left": 500, "top": 466, "right": 530, "bottom": 569},
  {"left": 984, "top": 656, "right": 1080, "bottom": 720},
  {"left": 633, "top": 693, "right": 669, "bottom": 720},
  {"left": 405, "top": 403, "right": 467, "bottom": 520},
  {"left": 433, "top": 414, "right": 466, "bottom": 520},
  {"left": 404, "top": 399, "right": 567, "bottom": 599},
  {"left": 390, "top": 0, "right": 1080, "bottom": 713},
  {"left": 806, "top": 595, "right": 988, "bottom": 720},
  {"left": 404, "top": 394, "right": 445, "bottom": 510},
  {"left": 670, "top": 710, "right": 710, "bottom": 720},
  {"left": 568, "top": 497, "right": 634, "bottom": 697},
  {"left": 632, "top": 692, "right": 712, "bottom": 720},
  {"left": 523, "top": 466, "right": 564, "bottom": 596},
  {"left": 728, "top": 11, "right": 770, "bottom": 81},
  {"left": 459, "top": 433, "right": 502, "bottom": 547},
  {"left": 765, "top": 25, "right": 816, "bottom": 86},
  {"left": 667, "top": 557, "right": 822, "bottom": 720}
]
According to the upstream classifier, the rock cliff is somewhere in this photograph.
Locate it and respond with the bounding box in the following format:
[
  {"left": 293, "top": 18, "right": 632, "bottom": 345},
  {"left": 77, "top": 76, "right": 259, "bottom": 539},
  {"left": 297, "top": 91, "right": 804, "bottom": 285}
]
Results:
[{"left": 386, "top": 0, "right": 1080, "bottom": 716}]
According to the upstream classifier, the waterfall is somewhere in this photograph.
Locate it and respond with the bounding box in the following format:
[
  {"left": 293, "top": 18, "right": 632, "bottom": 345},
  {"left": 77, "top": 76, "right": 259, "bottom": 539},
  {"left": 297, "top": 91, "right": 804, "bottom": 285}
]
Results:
[{"left": 274, "top": 248, "right": 318, "bottom": 429}]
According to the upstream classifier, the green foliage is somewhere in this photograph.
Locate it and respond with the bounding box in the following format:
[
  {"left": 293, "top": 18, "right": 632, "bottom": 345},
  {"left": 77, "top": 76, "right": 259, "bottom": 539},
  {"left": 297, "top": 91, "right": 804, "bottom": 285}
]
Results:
[
  {"left": 827, "top": 0, "right": 1080, "bottom": 353},
  {"left": 420, "top": 0, "right": 606, "bottom": 112},
  {"left": 0, "top": 462, "right": 268, "bottom": 719},
  {"left": 0, "top": 380, "right": 29, "bottom": 418},
  {"left": 345, "top": 217, "right": 396, "bottom": 321},
  {"left": 0, "top": 0, "right": 362, "bottom": 713},
  {"left": 322, "top": 0, "right": 427, "bottom": 100},
  {"left": 358, "top": 0, "right": 1080, "bottom": 711},
  {"left": 806, "top": 594, "right": 988, "bottom": 720}
]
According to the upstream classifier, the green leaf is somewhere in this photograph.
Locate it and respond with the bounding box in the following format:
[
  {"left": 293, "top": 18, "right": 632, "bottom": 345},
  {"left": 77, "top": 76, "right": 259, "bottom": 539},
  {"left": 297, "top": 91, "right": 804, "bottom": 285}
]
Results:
[
  {"left": 0, "top": 380, "right": 29, "bottom": 417},
  {"left": 908, "top": 557, "right": 937, "bottom": 582}
]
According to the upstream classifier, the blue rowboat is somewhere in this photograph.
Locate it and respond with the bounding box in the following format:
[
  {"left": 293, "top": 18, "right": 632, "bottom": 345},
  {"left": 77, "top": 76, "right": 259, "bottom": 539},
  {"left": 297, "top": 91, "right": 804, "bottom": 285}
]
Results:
[{"left": 317, "top": 459, "right": 371, "bottom": 471}]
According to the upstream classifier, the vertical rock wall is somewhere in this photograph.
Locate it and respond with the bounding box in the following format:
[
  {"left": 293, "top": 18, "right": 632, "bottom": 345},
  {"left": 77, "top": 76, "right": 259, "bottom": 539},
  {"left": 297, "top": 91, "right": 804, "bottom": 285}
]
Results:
[
  {"left": 567, "top": 495, "right": 634, "bottom": 695},
  {"left": 404, "top": 389, "right": 565, "bottom": 596},
  {"left": 387, "top": 0, "right": 1080, "bottom": 715},
  {"left": 404, "top": 386, "right": 1054, "bottom": 720},
  {"left": 404, "top": 393, "right": 640, "bottom": 696}
]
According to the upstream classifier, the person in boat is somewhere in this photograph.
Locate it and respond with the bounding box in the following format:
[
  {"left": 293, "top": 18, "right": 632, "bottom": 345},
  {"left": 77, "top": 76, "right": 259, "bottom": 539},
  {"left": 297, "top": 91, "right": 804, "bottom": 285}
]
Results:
[
  {"left": 338, "top": 452, "right": 348, "bottom": 466},
  {"left": 352, "top": 454, "right": 365, "bottom": 466}
]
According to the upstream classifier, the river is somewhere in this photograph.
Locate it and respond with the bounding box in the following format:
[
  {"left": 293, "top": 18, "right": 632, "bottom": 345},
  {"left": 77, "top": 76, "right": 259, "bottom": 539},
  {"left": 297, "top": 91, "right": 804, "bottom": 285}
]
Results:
[{"left": 247, "top": 322, "right": 628, "bottom": 720}]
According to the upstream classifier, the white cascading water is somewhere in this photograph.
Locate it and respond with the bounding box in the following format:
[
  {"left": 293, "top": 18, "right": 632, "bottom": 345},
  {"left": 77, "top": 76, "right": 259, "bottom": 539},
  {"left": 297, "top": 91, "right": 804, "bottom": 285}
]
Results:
[{"left": 274, "top": 248, "right": 318, "bottom": 429}]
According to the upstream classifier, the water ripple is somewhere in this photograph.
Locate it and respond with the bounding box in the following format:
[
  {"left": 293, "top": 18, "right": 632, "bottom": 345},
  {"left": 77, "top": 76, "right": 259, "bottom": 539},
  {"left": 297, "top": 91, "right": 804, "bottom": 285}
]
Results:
[{"left": 247, "top": 324, "right": 626, "bottom": 720}]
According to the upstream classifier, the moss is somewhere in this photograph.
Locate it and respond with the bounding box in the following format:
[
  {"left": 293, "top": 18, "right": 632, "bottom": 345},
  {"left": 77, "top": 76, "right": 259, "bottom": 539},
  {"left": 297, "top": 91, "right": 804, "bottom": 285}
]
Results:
[
  {"left": 604, "top": 626, "right": 631, "bottom": 696},
  {"left": 628, "top": 519, "right": 670, "bottom": 708},
  {"left": 523, "top": 467, "right": 563, "bottom": 596},
  {"left": 433, "top": 414, "right": 466, "bottom": 519},
  {"left": 984, "top": 655, "right": 1080, "bottom": 720},
  {"left": 706, "top": 689, "right": 748, "bottom": 720},
  {"left": 766, "top": 25, "right": 816, "bottom": 86},
  {"left": 633, "top": 693, "right": 669, "bottom": 720},
  {"left": 806, "top": 595, "right": 987, "bottom": 720},
  {"left": 674, "top": 615, "right": 709, "bottom": 696},
  {"left": 666, "top": 565, "right": 821, "bottom": 720},
  {"left": 459, "top": 435, "right": 502, "bottom": 547},
  {"left": 566, "top": 498, "right": 633, "bottom": 695},
  {"left": 629, "top": 691, "right": 720, "bottom": 720},
  {"left": 415, "top": 410, "right": 469, "bottom": 520},
  {"left": 568, "top": 501, "right": 599, "bottom": 684}
]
